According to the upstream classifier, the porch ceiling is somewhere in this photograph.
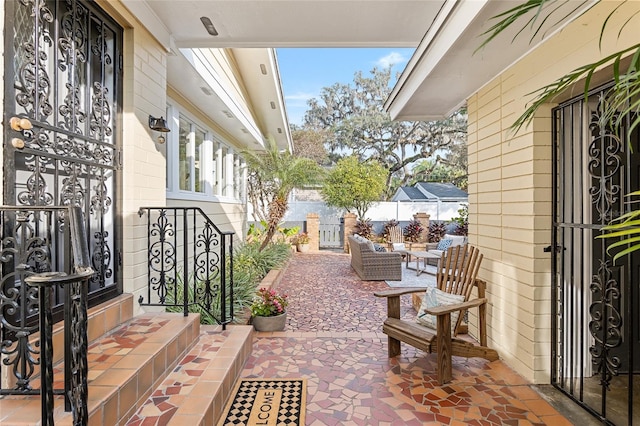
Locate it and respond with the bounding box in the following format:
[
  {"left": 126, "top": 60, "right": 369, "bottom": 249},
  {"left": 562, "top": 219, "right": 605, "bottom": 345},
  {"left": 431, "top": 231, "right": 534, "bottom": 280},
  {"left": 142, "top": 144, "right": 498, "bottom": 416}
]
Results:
[
  {"left": 121, "top": 1, "right": 441, "bottom": 49},
  {"left": 120, "top": 0, "right": 443, "bottom": 152},
  {"left": 121, "top": 0, "right": 597, "bottom": 146}
]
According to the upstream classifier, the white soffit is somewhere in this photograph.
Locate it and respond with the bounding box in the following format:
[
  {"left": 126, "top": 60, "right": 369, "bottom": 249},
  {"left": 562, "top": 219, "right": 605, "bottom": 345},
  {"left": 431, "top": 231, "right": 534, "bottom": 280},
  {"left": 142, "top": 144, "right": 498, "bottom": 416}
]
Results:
[
  {"left": 123, "top": 1, "right": 441, "bottom": 49},
  {"left": 386, "top": 0, "right": 598, "bottom": 121},
  {"left": 232, "top": 48, "right": 293, "bottom": 152},
  {"left": 170, "top": 48, "right": 265, "bottom": 147}
]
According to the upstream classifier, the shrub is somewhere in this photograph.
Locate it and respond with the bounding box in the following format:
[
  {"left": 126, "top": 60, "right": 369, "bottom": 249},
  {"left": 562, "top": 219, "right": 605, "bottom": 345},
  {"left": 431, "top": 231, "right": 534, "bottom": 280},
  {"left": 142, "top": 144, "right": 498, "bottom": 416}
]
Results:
[
  {"left": 404, "top": 219, "right": 424, "bottom": 242},
  {"left": 354, "top": 218, "right": 373, "bottom": 239},
  {"left": 428, "top": 222, "right": 447, "bottom": 242},
  {"left": 166, "top": 241, "right": 292, "bottom": 324},
  {"left": 450, "top": 205, "right": 468, "bottom": 236}
]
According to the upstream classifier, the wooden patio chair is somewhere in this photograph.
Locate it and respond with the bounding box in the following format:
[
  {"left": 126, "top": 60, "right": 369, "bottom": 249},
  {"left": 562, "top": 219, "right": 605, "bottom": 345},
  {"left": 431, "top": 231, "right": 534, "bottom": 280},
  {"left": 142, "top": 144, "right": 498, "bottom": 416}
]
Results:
[
  {"left": 374, "top": 244, "right": 498, "bottom": 384},
  {"left": 386, "top": 225, "right": 407, "bottom": 257}
]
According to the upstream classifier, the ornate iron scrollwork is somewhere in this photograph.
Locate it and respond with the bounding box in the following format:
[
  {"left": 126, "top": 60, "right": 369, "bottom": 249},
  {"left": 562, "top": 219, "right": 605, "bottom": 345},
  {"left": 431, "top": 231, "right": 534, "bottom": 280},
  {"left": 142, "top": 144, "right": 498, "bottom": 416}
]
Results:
[
  {"left": 193, "top": 221, "right": 221, "bottom": 312},
  {"left": 589, "top": 260, "right": 622, "bottom": 388},
  {"left": 148, "top": 210, "right": 177, "bottom": 304},
  {"left": 15, "top": 0, "right": 54, "bottom": 120},
  {"left": 91, "top": 231, "right": 112, "bottom": 287},
  {"left": 17, "top": 155, "right": 55, "bottom": 206},
  {"left": 66, "top": 281, "right": 89, "bottom": 424},
  {"left": 588, "top": 96, "right": 622, "bottom": 224},
  {"left": 2, "top": 0, "right": 123, "bottom": 401},
  {"left": 139, "top": 208, "right": 234, "bottom": 325},
  {"left": 587, "top": 94, "right": 624, "bottom": 389},
  {"left": 0, "top": 210, "right": 53, "bottom": 392}
]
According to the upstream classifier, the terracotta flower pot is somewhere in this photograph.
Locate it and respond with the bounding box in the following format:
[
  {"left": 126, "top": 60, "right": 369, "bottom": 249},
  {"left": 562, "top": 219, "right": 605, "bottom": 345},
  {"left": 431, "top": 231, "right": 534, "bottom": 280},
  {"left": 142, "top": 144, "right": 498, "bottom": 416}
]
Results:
[{"left": 252, "top": 312, "right": 287, "bottom": 331}]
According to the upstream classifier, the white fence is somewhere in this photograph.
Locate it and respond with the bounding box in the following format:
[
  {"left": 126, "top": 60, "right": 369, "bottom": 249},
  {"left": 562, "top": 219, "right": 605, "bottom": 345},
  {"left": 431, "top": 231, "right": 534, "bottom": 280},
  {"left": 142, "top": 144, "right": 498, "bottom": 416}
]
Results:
[{"left": 280, "top": 200, "right": 466, "bottom": 222}]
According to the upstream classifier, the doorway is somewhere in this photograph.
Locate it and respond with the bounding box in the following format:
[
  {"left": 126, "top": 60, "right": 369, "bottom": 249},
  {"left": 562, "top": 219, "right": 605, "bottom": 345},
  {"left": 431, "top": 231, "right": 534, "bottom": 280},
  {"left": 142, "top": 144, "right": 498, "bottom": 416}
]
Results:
[{"left": 551, "top": 83, "right": 639, "bottom": 425}]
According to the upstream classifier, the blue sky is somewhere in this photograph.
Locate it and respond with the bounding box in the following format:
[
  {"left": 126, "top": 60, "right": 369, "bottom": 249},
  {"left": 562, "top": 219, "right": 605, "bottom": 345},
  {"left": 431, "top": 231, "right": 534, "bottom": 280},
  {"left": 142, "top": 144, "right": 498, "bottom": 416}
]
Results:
[{"left": 276, "top": 48, "right": 415, "bottom": 125}]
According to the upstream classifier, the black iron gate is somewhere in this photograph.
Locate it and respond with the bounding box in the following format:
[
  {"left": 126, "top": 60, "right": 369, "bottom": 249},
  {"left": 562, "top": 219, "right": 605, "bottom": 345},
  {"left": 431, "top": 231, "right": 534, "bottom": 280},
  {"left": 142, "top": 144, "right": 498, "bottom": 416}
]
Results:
[
  {"left": 1, "top": 0, "right": 123, "bottom": 394},
  {"left": 552, "top": 83, "right": 639, "bottom": 425}
]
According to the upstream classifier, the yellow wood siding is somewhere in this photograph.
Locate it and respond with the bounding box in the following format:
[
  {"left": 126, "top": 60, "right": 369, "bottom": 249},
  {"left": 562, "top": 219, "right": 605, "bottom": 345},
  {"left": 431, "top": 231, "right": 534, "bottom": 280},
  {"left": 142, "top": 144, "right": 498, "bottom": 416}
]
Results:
[{"left": 468, "top": 1, "right": 640, "bottom": 383}]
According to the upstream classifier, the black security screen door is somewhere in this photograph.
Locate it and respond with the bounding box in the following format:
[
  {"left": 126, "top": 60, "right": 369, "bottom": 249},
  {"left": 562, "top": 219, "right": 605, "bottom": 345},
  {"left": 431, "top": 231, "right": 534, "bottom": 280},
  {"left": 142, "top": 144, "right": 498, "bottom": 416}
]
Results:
[
  {"left": 3, "top": 0, "right": 123, "bottom": 309},
  {"left": 551, "top": 83, "right": 639, "bottom": 425}
]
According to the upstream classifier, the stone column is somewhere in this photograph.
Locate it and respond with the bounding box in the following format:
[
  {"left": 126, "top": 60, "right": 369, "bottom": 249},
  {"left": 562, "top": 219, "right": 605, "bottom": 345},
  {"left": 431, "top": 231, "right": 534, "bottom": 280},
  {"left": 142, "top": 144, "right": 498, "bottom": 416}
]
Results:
[
  {"left": 413, "top": 212, "right": 430, "bottom": 243},
  {"left": 306, "top": 213, "right": 320, "bottom": 252},
  {"left": 343, "top": 212, "right": 357, "bottom": 253}
]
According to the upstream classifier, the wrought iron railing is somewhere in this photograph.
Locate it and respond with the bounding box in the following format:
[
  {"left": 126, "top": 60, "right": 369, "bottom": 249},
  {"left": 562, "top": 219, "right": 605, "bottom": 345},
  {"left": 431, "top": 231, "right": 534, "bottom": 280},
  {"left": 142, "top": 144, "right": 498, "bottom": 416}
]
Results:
[
  {"left": 0, "top": 205, "right": 92, "bottom": 425},
  {"left": 137, "top": 207, "right": 235, "bottom": 327}
]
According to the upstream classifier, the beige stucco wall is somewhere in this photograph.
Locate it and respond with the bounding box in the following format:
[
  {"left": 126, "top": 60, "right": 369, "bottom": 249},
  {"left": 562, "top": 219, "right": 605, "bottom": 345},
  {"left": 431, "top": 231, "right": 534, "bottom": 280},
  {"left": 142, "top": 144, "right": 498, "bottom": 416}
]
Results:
[{"left": 468, "top": 1, "right": 640, "bottom": 383}]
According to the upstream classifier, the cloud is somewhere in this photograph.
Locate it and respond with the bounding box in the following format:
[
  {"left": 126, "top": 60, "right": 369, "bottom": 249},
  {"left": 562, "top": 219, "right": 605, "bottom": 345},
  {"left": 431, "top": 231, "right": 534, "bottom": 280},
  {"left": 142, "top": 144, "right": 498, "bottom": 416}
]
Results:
[
  {"left": 285, "top": 91, "right": 316, "bottom": 102},
  {"left": 376, "top": 51, "right": 409, "bottom": 68}
]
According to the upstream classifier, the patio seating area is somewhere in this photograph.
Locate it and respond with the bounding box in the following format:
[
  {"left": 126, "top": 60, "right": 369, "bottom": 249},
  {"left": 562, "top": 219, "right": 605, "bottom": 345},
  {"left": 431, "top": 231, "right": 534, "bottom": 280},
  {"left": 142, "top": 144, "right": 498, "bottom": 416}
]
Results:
[
  {"left": 0, "top": 251, "right": 599, "bottom": 425},
  {"left": 241, "top": 252, "right": 595, "bottom": 425}
]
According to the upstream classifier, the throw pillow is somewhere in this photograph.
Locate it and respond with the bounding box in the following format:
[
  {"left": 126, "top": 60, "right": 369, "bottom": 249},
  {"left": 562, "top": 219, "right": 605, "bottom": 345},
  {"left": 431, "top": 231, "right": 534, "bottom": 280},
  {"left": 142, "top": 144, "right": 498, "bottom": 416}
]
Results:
[
  {"left": 373, "top": 243, "right": 387, "bottom": 252},
  {"left": 443, "top": 234, "right": 466, "bottom": 246},
  {"left": 392, "top": 243, "right": 406, "bottom": 251},
  {"left": 436, "top": 239, "right": 453, "bottom": 251},
  {"left": 366, "top": 240, "right": 375, "bottom": 252},
  {"left": 416, "top": 287, "right": 465, "bottom": 334}
]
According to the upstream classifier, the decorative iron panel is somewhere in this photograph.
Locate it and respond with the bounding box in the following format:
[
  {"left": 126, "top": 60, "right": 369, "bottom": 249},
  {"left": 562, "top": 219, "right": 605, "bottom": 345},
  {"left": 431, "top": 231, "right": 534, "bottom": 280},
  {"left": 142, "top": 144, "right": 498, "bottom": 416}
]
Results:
[
  {"left": 2, "top": 0, "right": 123, "bottom": 394},
  {"left": 138, "top": 207, "right": 235, "bottom": 326},
  {"left": 551, "top": 83, "right": 639, "bottom": 425}
]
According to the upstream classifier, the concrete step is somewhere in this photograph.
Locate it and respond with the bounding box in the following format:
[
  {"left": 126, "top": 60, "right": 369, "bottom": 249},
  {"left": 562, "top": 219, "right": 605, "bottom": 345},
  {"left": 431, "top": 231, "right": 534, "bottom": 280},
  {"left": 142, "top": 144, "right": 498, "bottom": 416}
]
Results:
[
  {"left": 0, "top": 311, "right": 200, "bottom": 426},
  {"left": 124, "top": 324, "right": 254, "bottom": 426}
]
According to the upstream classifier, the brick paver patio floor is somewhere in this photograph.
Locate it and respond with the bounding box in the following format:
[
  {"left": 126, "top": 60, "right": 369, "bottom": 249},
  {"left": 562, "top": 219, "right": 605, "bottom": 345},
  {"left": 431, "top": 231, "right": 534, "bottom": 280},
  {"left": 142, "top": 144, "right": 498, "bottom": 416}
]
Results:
[{"left": 240, "top": 252, "right": 578, "bottom": 425}]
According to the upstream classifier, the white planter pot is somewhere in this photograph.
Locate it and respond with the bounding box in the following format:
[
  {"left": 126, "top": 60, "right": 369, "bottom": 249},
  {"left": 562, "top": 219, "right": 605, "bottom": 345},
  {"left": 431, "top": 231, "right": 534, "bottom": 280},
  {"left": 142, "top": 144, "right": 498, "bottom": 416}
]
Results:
[
  {"left": 252, "top": 312, "right": 287, "bottom": 331},
  {"left": 297, "top": 243, "right": 310, "bottom": 253}
]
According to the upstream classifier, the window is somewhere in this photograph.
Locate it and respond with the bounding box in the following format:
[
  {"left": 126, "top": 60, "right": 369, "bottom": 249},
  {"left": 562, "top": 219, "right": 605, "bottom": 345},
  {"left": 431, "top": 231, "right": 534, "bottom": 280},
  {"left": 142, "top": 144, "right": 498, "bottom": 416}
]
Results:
[{"left": 166, "top": 102, "right": 245, "bottom": 202}]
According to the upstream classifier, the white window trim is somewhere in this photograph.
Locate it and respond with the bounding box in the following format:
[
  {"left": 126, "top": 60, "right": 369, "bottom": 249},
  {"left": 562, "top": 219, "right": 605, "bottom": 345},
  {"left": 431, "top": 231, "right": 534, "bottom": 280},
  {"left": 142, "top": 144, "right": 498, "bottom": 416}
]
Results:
[{"left": 165, "top": 100, "right": 244, "bottom": 204}]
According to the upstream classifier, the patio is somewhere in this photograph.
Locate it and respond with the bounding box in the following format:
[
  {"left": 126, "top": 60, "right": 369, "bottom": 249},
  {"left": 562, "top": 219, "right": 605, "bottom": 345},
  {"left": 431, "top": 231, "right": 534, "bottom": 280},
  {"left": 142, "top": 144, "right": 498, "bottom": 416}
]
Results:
[
  {"left": 239, "top": 251, "right": 596, "bottom": 425},
  {"left": 0, "top": 250, "right": 602, "bottom": 425}
]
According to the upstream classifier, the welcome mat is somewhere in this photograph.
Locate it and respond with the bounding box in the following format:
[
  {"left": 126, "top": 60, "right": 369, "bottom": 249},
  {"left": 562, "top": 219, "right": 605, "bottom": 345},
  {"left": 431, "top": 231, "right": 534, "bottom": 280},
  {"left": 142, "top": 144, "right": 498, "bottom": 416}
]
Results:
[{"left": 217, "top": 378, "right": 307, "bottom": 426}]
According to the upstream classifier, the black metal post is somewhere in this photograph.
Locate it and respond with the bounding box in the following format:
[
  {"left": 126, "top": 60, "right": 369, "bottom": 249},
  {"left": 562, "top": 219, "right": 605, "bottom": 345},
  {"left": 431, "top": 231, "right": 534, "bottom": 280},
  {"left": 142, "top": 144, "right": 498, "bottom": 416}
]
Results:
[
  {"left": 183, "top": 210, "right": 189, "bottom": 316},
  {"left": 65, "top": 283, "right": 72, "bottom": 412},
  {"left": 24, "top": 274, "right": 59, "bottom": 426},
  {"left": 38, "top": 284, "right": 54, "bottom": 426}
]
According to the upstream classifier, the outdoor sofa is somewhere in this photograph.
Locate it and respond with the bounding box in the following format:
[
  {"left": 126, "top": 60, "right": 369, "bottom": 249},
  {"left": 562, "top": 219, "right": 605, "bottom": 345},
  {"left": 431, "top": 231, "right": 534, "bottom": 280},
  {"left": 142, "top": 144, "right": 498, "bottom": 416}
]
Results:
[
  {"left": 423, "top": 234, "right": 468, "bottom": 266},
  {"left": 348, "top": 234, "right": 402, "bottom": 281}
]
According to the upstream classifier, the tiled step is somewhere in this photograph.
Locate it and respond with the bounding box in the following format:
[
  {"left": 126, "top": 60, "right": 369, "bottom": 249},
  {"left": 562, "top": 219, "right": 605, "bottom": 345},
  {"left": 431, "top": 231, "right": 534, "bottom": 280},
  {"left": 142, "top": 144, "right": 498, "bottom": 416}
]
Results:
[
  {"left": 3, "top": 293, "right": 134, "bottom": 390},
  {"left": 125, "top": 324, "right": 254, "bottom": 426},
  {"left": 0, "top": 311, "right": 200, "bottom": 426}
]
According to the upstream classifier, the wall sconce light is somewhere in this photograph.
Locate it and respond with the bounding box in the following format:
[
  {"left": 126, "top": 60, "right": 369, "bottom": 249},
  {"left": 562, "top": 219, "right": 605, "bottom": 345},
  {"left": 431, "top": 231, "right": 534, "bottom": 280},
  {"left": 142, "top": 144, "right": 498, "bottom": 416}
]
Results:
[{"left": 149, "top": 115, "right": 170, "bottom": 144}]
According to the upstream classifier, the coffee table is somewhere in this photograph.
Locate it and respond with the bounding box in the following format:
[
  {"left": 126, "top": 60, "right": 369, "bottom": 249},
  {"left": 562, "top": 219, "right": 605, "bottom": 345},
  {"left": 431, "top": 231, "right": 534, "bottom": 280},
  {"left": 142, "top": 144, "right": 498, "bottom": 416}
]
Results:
[{"left": 405, "top": 250, "right": 441, "bottom": 276}]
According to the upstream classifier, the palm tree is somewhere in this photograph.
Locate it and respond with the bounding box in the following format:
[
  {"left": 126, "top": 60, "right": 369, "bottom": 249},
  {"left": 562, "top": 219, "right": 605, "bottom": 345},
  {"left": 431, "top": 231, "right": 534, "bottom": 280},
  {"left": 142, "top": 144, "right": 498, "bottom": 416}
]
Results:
[
  {"left": 482, "top": 0, "right": 640, "bottom": 261},
  {"left": 243, "top": 138, "right": 324, "bottom": 251}
]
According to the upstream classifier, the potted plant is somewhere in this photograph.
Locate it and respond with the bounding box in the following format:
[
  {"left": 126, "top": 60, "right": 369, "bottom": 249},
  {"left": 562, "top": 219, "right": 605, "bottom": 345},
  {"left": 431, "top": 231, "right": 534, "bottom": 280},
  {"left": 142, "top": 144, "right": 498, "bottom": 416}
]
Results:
[
  {"left": 295, "top": 232, "right": 310, "bottom": 253},
  {"left": 250, "top": 287, "right": 289, "bottom": 331}
]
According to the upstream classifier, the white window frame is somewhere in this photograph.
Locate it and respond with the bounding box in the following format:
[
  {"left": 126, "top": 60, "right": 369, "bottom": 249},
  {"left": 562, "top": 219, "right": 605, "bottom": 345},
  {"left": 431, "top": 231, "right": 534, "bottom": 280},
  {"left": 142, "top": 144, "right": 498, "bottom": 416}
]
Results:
[{"left": 165, "top": 100, "right": 243, "bottom": 204}]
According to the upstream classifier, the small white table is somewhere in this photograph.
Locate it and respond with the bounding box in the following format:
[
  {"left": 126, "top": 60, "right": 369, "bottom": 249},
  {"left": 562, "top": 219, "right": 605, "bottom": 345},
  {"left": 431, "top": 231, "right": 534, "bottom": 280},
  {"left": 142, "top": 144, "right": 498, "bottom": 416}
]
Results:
[{"left": 405, "top": 250, "right": 441, "bottom": 276}]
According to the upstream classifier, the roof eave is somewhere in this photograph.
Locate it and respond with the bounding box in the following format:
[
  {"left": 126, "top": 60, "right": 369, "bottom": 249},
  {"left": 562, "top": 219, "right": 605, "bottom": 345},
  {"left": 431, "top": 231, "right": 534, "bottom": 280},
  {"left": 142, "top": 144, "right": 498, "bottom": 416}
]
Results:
[{"left": 385, "top": 0, "right": 598, "bottom": 121}]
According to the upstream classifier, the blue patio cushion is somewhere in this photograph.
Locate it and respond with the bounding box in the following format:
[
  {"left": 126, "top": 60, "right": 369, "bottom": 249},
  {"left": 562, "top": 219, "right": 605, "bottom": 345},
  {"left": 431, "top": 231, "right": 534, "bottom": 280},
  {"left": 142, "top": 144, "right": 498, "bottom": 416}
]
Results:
[
  {"left": 436, "top": 239, "right": 453, "bottom": 251},
  {"left": 373, "top": 243, "right": 387, "bottom": 252},
  {"left": 416, "top": 287, "right": 464, "bottom": 334}
]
